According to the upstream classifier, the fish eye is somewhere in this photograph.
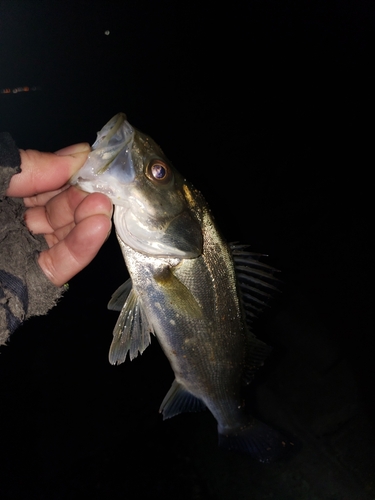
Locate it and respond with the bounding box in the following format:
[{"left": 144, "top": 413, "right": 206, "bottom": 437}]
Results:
[
  {"left": 151, "top": 163, "right": 166, "bottom": 179},
  {"left": 146, "top": 160, "right": 172, "bottom": 184}
]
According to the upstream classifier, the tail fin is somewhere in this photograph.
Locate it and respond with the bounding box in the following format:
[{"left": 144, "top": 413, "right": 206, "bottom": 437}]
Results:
[{"left": 218, "top": 419, "right": 293, "bottom": 463}]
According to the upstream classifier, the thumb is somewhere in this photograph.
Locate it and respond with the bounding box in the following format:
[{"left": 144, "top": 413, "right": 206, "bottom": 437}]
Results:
[{"left": 7, "top": 144, "right": 90, "bottom": 198}]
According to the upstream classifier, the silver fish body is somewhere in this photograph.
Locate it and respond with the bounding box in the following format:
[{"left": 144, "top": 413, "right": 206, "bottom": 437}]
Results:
[{"left": 71, "top": 113, "right": 287, "bottom": 461}]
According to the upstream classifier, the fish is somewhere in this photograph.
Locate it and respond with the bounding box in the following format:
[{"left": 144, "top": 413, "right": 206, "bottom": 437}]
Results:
[{"left": 70, "top": 112, "right": 288, "bottom": 462}]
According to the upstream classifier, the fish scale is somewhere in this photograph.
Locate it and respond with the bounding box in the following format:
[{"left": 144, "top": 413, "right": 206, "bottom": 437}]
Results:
[{"left": 70, "top": 112, "right": 290, "bottom": 462}]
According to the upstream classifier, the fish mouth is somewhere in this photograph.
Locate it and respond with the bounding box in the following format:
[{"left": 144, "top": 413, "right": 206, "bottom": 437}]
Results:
[{"left": 70, "top": 113, "right": 136, "bottom": 204}]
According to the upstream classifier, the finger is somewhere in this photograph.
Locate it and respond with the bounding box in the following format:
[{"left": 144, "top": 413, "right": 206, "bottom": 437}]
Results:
[
  {"left": 24, "top": 206, "right": 54, "bottom": 235},
  {"left": 6, "top": 144, "right": 90, "bottom": 198},
  {"left": 54, "top": 143, "right": 90, "bottom": 156},
  {"left": 24, "top": 210, "right": 76, "bottom": 244},
  {"left": 44, "top": 222, "right": 75, "bottom": 247},
  {"left": 73, "top": 192, "right": 113, "bottom": 225},
  {"left": 24, "top": 186, "right": 69, "bottom": 208},
  {"left": 45, "top": 189, "right": 112, "bottom": 232},
  {"left": 43, "top": 186, "right": 90, "bottom": 230},
  {"left": 38, "top": 214, "right": 112, "bottom": 287},
  {"left": 25, "top": 190, "right": 112, "bottom": 237},
  {"left": 24, "top": 186, "right": 87, "bottom": 234}
]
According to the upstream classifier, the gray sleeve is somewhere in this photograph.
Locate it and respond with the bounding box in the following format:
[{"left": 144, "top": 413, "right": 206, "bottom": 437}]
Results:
[{"left": 0, "top": 132, "right": 65, "bottom": 345}]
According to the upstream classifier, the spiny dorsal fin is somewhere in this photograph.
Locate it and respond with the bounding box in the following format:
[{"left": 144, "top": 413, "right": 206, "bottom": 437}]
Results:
[
  {"left": 230, "top": 243, "right": 278, "bottom": 384},
  {"left": 230, "top": 243, "right": 279, "bottom": 323},
  {"left": 108, "top": 287, "right": 154, "bottom": 365}
]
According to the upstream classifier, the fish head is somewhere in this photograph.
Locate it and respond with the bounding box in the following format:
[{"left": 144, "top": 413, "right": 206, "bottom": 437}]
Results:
[{"left": 70, "top": 113, "right": 202, "bottom": 259}]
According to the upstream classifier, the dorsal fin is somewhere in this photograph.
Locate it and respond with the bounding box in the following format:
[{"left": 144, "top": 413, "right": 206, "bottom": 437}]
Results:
[
  {"left": 231, "top": 243, "right": 278, "bottom": 384},
  {"left": 242, "top": 337, "right": 273, "bottom": 385},
  {"left": 230, "top": 243, "right": 279, "bottom": 325}
]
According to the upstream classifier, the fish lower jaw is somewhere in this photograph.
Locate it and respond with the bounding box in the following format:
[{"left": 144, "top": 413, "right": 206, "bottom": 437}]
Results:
[{"left": 73, "top": 179, "right": 126, "bottom": 202}]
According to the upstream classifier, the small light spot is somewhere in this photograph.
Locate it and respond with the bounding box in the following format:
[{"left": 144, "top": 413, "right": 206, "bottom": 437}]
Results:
[
  {"left": 104, "top": 30, "right": 110, "bottom": 35},
  {"left": 170, "top": 319, "right": 176, "bottom": 326}
]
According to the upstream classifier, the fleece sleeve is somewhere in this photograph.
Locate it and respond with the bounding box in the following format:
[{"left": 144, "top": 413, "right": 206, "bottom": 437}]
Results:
[{"left": 0, "top": 132, "right": 65, "bottom": 346}]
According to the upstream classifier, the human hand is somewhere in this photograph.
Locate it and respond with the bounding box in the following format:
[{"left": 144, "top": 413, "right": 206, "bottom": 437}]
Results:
[{"left": 6, "top": 143, "right": 113, "bottom": 287}]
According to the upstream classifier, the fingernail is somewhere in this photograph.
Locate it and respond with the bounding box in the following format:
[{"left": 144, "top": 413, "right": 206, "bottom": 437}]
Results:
[{"left": 55, "top": 142, "right": 91, "bottom": 156}]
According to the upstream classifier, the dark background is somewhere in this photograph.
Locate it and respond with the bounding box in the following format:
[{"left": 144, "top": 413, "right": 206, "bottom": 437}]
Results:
[{"left": 0, "top": 1, "right": 374, "bottom": 498}]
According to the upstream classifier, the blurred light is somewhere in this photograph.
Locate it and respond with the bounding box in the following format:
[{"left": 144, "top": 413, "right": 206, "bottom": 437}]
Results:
[{"left": 1, "top": 86, "right": 41, "bottom": 94}]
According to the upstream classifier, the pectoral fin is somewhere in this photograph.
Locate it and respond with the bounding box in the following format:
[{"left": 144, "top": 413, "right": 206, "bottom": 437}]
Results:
[
  {"left": 107, "top": 278, "right": 132, "bottom": 311},
  {"left": 159, "top": 380, "right": 206, "bottom": 419},
  {"left": 109, "top": 288, "right": 154, "bottom": 365},
  {"left": 154, "top": 268, "right": 204, "bottom": 320}
]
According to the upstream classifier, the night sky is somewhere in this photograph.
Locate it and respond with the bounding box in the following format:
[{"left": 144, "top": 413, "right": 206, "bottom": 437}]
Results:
[{"left": 0, "top": 1, "right": 374, "bottom": 498}]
